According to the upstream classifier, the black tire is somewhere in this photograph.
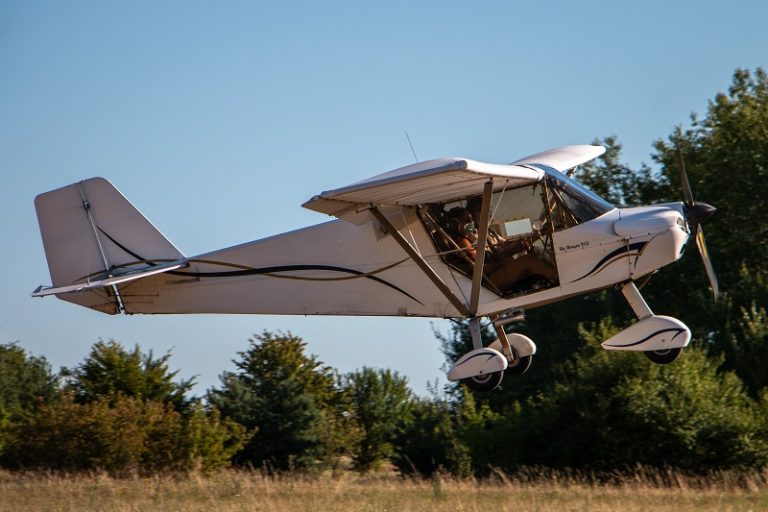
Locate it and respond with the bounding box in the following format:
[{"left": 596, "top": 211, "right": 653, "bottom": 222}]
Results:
[
  {"left": 644, "top": 347, "right": 682, "bottom": 365},
  {"left": 506, "top": 355, "right": 533, "bottom": 377},
  {"left": 462, "top": 371, "right": 504, "bottom": 392}
]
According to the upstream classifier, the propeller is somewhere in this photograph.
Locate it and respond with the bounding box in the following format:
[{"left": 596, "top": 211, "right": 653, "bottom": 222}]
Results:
[{"left": 676, "top": 140, "right": 719, "bottom": 300}]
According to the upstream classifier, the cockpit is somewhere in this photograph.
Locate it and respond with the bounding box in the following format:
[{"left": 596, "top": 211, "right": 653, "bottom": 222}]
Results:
[{"left": 419, "top": 169, "right": 614, "bottom": 297}]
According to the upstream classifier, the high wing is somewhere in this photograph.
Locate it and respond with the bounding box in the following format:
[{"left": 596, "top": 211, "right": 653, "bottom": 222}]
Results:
[
  {"left": 302, "top": 145, "right": 605, "bottom": 220},
  {"left": 509, "top": 144, "right": 606, "bottom": 173},
  {"left": 302, "top": 158, "right": 542, "bottom": 220}
]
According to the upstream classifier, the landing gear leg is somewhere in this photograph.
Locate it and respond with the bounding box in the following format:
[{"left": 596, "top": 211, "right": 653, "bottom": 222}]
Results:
[
  {"left": 468, "top": 317, "right": 483, "bottom": 350},
  {"left": 617, "top": 281, "right": 688, "bottom": 364}
]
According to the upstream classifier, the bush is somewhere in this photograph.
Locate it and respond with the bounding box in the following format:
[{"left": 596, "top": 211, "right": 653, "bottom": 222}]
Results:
[
  {"left": 504, "top": 321, "right": 768, "bottom": 472},
  {"left": 0, "top": 343, "right": 58, "bottom": 455},
  {"left": 65, "top": 339, "right": 193, "bottom": 410},
  {"left": 1, "top": 394, "right": 248, "bottom": 474},
  {"left": 392, "top": 398, "right": 472, "bottom": 478}
]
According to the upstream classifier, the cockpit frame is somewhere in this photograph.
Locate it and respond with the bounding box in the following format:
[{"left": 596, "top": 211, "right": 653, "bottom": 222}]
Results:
[{"left": 418, "top": 170, "right": 614, "bottom": 300}]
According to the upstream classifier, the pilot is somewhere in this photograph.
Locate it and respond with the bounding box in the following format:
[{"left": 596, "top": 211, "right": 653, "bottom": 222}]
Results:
[
  {"left": 467, "top": 196, "right": 504, "bottom": 246},
  {"left": 444, "top": 207, "right": 477, "bottom": 261}
]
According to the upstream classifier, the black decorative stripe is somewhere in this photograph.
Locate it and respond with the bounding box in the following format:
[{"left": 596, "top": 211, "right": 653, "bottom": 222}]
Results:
[
  {"left": 169, "top": 265, "right": 424, "bottom": 305},
  {"left": 98, "top": 227, "right": 149, "bottom": 265},
  {"left": 454, "top": 352, "right": 497, "bottom": 368},
  {"left": 574, "top": 241, "right": 648, "bottom": 282},
  {"left": 604, "top": 327, "right": 686, "bottom": 348},
  {"left": 97, "top": 227, "right": 424, "bottom": 305}
]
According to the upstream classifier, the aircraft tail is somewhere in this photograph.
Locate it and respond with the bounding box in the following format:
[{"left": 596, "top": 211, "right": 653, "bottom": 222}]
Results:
[{"left": 34, "top": 178, "right": 186, "bottom": 312}]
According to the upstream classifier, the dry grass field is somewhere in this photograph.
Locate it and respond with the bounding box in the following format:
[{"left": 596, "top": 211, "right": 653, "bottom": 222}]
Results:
[{"left": 2, "top": 468, "right": 768, "bottom": 512}]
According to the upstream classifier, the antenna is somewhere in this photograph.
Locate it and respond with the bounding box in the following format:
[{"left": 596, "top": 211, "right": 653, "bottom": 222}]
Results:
[{"left": 405, "top": 130, "right": 419, "bottom": 163}]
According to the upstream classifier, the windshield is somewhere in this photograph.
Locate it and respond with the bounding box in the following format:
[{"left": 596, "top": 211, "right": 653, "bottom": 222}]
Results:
[{"left": 545, "top": 171, "right": 614, "bottom": 224}]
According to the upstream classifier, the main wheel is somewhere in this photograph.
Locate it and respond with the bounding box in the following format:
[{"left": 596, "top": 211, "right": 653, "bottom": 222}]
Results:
[
  {"left": 505, "top": 355, "right": 533, "bottom": 377},
  {"left": 462, "top": 371, "right": 504, "bottom": 392},
  {"left": 644, "top": 347, "right": 682, "bottom": 365}
]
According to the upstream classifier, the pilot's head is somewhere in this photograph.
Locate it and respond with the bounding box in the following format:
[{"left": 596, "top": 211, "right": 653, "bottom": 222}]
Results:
[{"left": 446, "top": 207, "right": 475, "bottom": 236}]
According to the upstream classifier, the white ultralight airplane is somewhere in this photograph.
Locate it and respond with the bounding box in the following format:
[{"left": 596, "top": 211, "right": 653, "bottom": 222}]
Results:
[{"left": 33, "top": 145, "right": 718, "bottom": 391}]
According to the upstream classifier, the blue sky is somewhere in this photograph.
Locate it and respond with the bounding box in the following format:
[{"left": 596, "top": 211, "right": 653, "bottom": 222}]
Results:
[{"left": 1, "top": 1, "right": 766, "bottom": 396}]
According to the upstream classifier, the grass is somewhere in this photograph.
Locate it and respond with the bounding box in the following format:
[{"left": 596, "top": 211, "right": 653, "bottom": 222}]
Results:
[{"left": 2, "top": 468, "right": 768, "bottom": 512}]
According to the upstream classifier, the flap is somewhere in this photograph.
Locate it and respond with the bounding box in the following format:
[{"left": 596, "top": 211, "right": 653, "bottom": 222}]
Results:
[{"left": 303, "top": 157, "right": 542, "bottom": 217}]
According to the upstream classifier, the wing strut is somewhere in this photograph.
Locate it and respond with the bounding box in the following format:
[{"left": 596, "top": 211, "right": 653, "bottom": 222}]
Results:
[
  {"left": 369, "top": 206, "right": 470, "bottom": 317},
  {"left": 469, "top": 180, "right": 493, "bottom": 315}
]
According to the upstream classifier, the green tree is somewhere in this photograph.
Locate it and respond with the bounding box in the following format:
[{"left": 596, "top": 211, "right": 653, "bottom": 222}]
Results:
[
  {"left": 208, "top": 331, "right": 341, "bottom": 471},
  {"left": 578, "top": 135, "right": 666, "bottom": 207},
  {"left": 729, "top": 299, "right": 768, "bottom": 395},
  {"left": 647, "top": 67, "right": 768, "bottom": 392},
  {"left": 505, "top": 320, "right": 768, "bottom": 472},
  {"left": 391, "top": 397, "right": 472, "bottom": 478},
  {"left": 0, "top": 343, "right": 58, "bottom": 419},
  {"left": 342, "top": 367, "right": 414, "bottom": 472},
  {"left": 1, "top": 394, "right": 248, "bottom": 474},
  {"left": 654, "top": 68, "right": 768, "bottom": 283},
  {"left": 452, "top": 390, "right": 510, "bottom": 476},
  {"left": 66, "top": 339, "right": 194, "bottom": 410},
  {"left": 0, "top": 342, "right": 58, "bottom": 454}
]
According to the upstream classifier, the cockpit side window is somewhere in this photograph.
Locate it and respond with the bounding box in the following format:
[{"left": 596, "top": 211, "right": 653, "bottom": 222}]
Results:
[{"left": 419, "top": 182, "right": 560, "bottom": 297}]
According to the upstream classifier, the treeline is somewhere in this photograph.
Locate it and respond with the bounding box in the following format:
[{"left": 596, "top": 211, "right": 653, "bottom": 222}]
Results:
[
  {"left": 0, "top": 335, "right": 418, "bottom": 475},
  {"left": 2, "top": 68, "right": 768, "bottom": 477}
]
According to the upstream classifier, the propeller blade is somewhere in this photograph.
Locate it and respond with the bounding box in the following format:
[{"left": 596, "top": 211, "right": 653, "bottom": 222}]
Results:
[
  {"left": 676, "top": 144, "right": 695, "bottom": 207},
  {"left": 677, "top": 136, "right": 719, "bottom": 301},
  {"left": 695, "top": 226, "right": 719, "bottom": 301}
]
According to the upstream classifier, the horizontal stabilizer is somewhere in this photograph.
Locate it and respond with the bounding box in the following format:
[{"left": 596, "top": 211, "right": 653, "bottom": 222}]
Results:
[
  {"left": 35, "top": 177, "right": 185, "bottom": 289},
  {"left": 32, "top": 259, "right": 187, "bottom": 297}
]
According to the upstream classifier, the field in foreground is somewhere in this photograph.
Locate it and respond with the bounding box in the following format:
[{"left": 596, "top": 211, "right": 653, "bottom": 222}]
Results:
[{"left": 2, "top": 469, "right": 768, "bottom": 512}]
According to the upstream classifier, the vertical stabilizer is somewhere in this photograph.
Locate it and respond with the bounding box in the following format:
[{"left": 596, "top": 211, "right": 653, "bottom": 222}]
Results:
[{"left": 34, "top": 178, "right": 185, "bottom": 311}]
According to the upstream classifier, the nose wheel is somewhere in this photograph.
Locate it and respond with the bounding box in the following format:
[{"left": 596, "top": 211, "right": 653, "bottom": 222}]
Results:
[{"left": 644, "top": 347, "right": 682, "bottom": 364}]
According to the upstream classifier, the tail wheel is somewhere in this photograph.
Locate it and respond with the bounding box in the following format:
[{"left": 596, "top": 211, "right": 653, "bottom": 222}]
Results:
[
  {"left": 644, "top": 347, "right": 682, "bottom": 365},
  {"left": 462, "top": 371, "right": 504, "bottom": 392}
]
